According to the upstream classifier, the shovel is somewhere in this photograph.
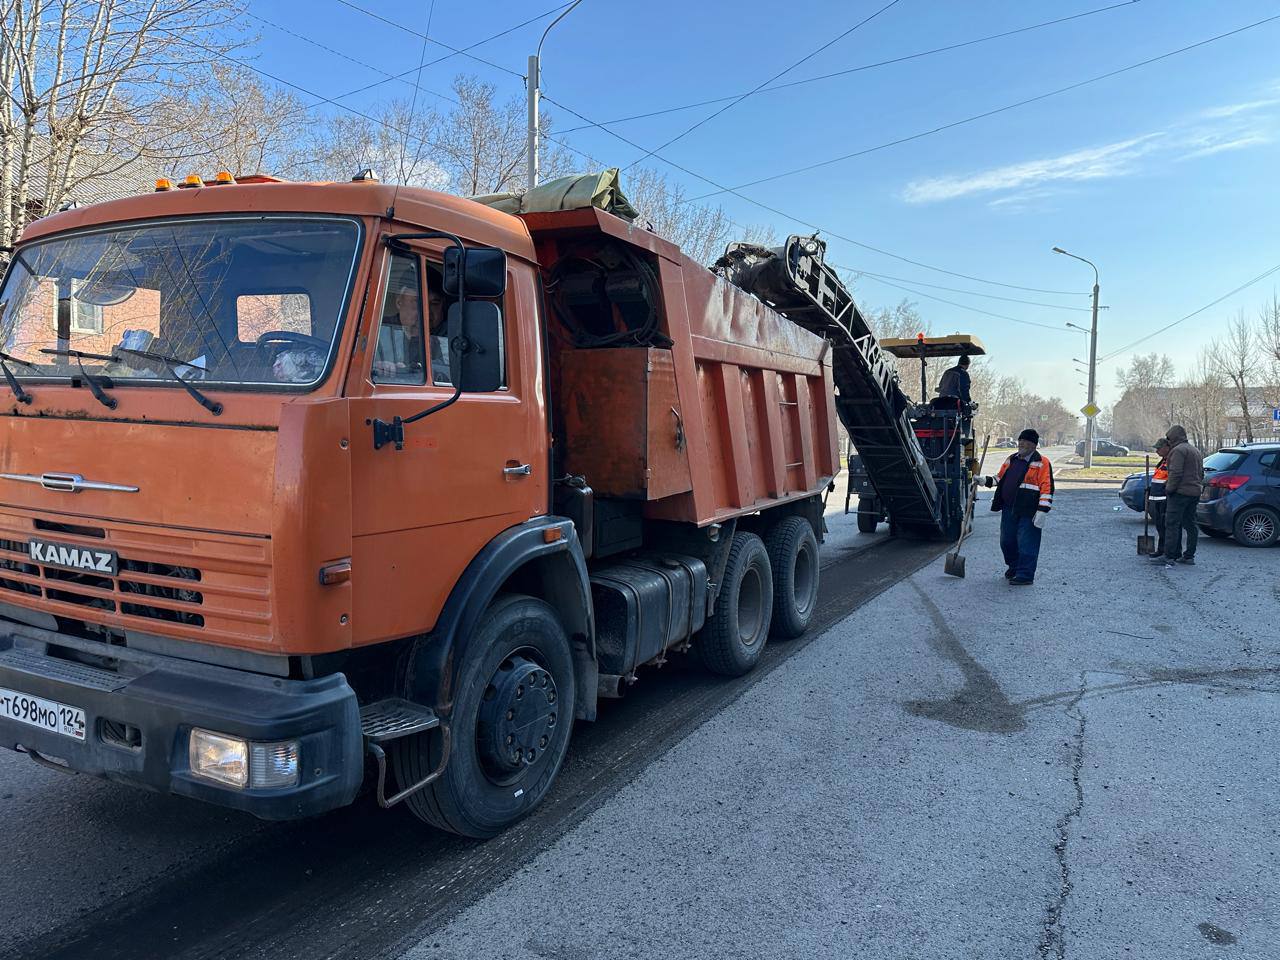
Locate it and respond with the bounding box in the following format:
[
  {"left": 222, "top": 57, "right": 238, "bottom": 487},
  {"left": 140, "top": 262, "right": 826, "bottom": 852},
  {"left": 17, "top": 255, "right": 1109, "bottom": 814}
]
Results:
[
  {"left": 944, "top": 434, "right": 991, "bottom": 578},
  {"left": 1137, "top": 454, "right": 1156, "bottom": 555}
]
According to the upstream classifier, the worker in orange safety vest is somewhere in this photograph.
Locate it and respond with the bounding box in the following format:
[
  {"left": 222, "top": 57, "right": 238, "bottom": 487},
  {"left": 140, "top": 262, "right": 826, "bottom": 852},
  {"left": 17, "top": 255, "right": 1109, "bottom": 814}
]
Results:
[
  {"left": 1146, "top": 437, "right": 1171, "bottom": 557},
  {"left": 979, "top": 428, "right": 1054, "bottom": 585}
]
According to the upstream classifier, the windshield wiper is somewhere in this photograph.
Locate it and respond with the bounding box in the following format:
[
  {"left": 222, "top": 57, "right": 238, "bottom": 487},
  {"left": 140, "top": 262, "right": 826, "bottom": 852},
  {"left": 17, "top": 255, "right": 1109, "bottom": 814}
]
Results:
[
  {"left": 0, "top": 350, "right": 34, "bottom": 405},
  {"left": 38, "top": 348, "right": 117, "bottom": 409},
  {"left": 115, "top": 347, "right": 222, "bottom": 415}
]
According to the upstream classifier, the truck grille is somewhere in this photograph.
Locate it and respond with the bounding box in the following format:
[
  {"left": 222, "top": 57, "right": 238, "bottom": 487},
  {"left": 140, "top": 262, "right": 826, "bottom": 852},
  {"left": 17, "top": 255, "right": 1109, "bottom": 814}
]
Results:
[{"left": 0, "top": 511, "right": 271, "bottom": 647}]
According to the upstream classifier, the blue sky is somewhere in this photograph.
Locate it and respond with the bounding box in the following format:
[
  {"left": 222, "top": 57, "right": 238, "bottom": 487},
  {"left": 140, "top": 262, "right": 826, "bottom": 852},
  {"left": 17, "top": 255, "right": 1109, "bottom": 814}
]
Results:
[{"left": 248, "top": 0, "right": 1280, "bottom": 410}]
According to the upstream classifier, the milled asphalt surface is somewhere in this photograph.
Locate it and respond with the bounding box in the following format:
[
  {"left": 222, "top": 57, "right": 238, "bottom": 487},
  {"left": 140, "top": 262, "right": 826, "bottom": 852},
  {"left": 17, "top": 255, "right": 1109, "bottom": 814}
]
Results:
[{"left": 402, "top": 488, "right": 1280, "bottom": 960}]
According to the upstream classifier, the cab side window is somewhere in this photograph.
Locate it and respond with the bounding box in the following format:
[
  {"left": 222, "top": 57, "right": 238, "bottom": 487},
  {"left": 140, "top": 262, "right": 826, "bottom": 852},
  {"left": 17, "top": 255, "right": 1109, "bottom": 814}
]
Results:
[
  {"left": 424, "top": 264, "right": 453, "bottom": 386},
  {"left": 372, "top": 254, "right": 425, "bottom": 385}
]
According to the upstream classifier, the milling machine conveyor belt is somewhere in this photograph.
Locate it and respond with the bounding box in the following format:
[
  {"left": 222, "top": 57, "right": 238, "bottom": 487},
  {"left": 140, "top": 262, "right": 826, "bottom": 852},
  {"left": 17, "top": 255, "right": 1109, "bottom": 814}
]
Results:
[{"left": 714, "top": 236, "right": 943, "bottom": 538}]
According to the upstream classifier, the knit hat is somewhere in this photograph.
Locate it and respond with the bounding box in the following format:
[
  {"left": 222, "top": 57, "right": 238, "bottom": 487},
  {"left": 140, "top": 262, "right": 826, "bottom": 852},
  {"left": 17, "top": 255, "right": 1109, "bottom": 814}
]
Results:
[
  {"left": 1018, "top": 428, "right": 1040, "bottom": 444},
  {"left": 957, "top": 354, "right": 971, "bottom": 367}
]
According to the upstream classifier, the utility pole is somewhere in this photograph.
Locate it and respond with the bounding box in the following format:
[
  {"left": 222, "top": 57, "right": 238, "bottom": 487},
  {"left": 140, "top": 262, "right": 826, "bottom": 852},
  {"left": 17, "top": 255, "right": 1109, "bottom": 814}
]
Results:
[
  {"left": 527, "top": 1, "right": 583, "bottom": 192},
  {"left": 1053, "top": 247, "right": 1101, "bottom": 469}
]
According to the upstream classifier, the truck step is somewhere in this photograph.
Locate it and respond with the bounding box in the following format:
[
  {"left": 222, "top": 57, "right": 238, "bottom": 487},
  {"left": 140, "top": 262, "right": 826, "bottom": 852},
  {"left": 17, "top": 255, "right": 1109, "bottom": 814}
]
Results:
[{"left": 359, "top": 698, "right": 440, "bottom": 743}]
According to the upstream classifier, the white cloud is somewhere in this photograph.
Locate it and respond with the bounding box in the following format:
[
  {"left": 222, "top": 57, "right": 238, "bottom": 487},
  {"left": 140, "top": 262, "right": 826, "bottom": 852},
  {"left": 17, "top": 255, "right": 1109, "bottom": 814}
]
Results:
[
  {"left": 903, "top": 135, "right": 1163, "bottom": 204},
  {"left": 1198, "top": 98, "right": 1280, "bottom": 119},
  {"left": 902, "top": 88, "right": 1280, "bottom": 206}
]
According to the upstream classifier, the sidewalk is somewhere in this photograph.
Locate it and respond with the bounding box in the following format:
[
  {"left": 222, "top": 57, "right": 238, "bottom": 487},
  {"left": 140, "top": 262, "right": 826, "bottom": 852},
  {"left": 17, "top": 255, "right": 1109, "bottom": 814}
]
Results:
[{"left": 405, "top": 490, "right": 1280, "bottom": 960}]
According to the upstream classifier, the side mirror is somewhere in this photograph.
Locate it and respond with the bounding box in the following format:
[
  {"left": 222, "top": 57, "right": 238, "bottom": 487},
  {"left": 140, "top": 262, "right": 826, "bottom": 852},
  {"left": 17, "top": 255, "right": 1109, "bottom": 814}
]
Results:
[
  {"left": 443, "top": 247, "right": 506, "bottom": 298},
  {"left": 449, "top": 301, "right": 503, "bottom": 392}
]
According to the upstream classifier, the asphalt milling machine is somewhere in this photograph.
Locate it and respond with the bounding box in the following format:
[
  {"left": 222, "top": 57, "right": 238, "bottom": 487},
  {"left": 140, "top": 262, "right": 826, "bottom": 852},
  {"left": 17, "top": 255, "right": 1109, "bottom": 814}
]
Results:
[{"left": 717, "top": 238, "right": 984, "bottom": 547}]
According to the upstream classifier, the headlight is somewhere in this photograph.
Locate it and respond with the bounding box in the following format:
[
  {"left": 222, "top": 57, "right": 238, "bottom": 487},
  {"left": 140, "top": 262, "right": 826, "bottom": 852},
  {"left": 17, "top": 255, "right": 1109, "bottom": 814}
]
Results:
[
  {"left": 189, "top": 729, "right": 299, "bottom": 789},
  {"left": 190, "top": 729, "right": 248, "bottom": 788}
]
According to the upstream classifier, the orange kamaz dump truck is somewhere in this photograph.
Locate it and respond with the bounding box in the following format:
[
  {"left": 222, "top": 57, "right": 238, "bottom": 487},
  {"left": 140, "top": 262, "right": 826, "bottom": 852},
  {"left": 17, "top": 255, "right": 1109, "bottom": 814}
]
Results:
[{"left": 0, "top": 171, "right": 859, "bottom": 836}]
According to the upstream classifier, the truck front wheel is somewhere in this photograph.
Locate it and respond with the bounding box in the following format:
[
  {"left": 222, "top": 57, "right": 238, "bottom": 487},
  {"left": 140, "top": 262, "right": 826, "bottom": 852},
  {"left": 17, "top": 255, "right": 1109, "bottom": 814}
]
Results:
[
  {"left": 764, "top": 516, "right": 819, "bottom": 639},
  {"left": 394, "top": 594, "right": 575, "bottom": 838},
  {"left": 697, "top": 532, "right": 773, "bottom": 676}
]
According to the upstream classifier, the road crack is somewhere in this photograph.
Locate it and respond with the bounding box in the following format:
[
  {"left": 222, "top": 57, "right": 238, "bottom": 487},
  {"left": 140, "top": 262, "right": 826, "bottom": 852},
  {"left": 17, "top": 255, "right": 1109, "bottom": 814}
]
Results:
[{"left": 1038, "top": 672, "right": 1087, "bottom": 960}]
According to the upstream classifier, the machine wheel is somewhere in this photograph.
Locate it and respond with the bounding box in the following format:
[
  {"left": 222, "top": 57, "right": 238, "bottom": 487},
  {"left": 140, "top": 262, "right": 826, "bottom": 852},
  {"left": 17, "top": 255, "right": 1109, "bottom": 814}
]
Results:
[
  {"left": 697, "top": 532, "right": 773, "bottom": 676},
  {"left": 857, "top": 508, "right": 879, "bottom": 534},
  {"left": 764, "top": 516, "right": 819, "bottom": 640},
  {"left": 1233, "top": 507, "right": 1278, "bottom": 547},
  {"left": 394, "top": 594, "right": 575, "bottom": 838}
]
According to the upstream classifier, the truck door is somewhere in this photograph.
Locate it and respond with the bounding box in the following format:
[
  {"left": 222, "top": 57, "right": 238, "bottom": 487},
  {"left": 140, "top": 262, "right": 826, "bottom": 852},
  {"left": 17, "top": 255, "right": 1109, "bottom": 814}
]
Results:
[{"left": 346, "top": 243, "right": 548, "bottom": 645}]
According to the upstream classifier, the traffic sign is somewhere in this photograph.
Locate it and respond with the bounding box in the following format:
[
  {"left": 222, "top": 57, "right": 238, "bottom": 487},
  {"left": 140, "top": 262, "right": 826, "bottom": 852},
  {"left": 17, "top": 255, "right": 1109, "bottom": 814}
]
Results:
[
  {"left": 1273, "top": 407, "right": 1280, "bottom": 421},
  {"left": 1080, "top": 402, "right": 1101, "bottom": 419}
]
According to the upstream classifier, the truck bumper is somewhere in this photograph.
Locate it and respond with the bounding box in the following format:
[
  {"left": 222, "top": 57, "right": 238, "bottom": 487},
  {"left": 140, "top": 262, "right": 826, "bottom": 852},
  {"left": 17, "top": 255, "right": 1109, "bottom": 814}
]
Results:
[{"left": 0, "top": 627, "right": 363, "bottom": 820}]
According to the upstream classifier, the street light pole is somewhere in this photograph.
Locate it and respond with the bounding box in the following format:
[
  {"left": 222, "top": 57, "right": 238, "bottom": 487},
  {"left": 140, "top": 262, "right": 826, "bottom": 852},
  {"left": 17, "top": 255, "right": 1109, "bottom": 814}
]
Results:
[
  {"left": 527, "top": 0, "right": 583, "bottom": 191},
  {"left": 1054, "top": 247, "right": 1101, "bottom": 468}
]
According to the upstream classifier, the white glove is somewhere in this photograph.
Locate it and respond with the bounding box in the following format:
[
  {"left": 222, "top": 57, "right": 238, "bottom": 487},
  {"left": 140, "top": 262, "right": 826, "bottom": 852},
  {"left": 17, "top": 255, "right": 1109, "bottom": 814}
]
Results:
[
  {"left": 1032, "top": 511, "right": 1048, "bottom": 529},
  {"left": 977, "top": 475, "right": 995, "bottom": 488}
]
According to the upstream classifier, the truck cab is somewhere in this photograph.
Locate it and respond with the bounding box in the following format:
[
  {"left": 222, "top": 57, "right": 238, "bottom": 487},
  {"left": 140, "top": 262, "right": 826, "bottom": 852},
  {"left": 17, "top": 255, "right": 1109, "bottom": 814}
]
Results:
[{"left": 0, "top": 175, "right": 838, "bottom": 836}]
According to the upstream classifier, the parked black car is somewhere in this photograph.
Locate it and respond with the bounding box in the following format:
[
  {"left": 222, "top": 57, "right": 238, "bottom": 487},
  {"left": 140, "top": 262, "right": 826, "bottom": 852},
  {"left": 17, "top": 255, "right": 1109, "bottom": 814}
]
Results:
[
  {"left": 1196, "top": 442, "right": 1280, "bottom": 547},
  {"left": 1076, "top": 438, "right": 1130, "bottom": 457}
]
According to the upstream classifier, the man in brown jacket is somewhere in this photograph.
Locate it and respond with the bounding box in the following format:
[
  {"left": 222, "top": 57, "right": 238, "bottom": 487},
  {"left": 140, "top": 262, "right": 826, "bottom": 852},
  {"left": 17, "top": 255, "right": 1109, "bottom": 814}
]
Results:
[{"left": 1150, "top": 424, "right": 1204, "bottom": 567}]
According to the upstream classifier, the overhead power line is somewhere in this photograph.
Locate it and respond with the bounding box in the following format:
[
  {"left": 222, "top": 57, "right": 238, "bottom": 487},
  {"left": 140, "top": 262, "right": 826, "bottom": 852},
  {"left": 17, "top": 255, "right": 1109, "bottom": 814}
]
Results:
[
  {"left": 844, "top": 270, "right": 1071, "bottom": 332},
  {"left": 687, "top": 11, "right": 1280, "bottom": 200},
  {"left": 330, "top": 0, "right": 563, "bottom": 79},
  {"left": 561, "top": 0, "right": 1137, "bottom": 134},
  {"left": 1100, "top": 262, "right": 1280, "bottom": 362},
  {"left": 245, "top": 5, "right": 572, "bottom": 125},
  {"left": 622, "top": 0, "right": 902, "bottom": 171},
  {"left": 845, "top": 269, "right": 1096, "bottom": 311},
  {"left": 543, "top": 92, "right": 1086, "bottom": 296}
]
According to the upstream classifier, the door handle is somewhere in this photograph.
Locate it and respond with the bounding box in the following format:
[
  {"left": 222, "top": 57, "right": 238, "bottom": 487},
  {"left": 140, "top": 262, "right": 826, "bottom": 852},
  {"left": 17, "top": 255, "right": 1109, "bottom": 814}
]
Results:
[{"left": 504, "top": 463, "right": 532, "bottom": 477}]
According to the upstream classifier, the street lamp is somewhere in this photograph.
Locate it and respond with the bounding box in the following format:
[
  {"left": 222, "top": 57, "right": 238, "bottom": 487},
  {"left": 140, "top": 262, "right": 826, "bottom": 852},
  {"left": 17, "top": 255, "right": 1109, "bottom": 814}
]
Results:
[
  {"left": 1053, "top": 247, "right": 1101, "bottom": 468},
  {"left": 527, "top": 0, "right": 584, "bottom": 190}
]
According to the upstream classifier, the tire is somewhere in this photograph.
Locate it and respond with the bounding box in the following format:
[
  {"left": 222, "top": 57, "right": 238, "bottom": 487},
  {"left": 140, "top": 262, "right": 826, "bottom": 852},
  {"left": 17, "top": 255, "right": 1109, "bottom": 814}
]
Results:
[
  {"left": 697, "top": 532, "right": 773, "bottom": 676},
  {"left": 393, "top": 594, "right": 575, "bottom": 838},
  {"left": 857, "top": 509, "right": 878, "bottom": 534},
  {"left": 764, "top": 516, "right": 819, "bottom": 640},
  {"left": 1233, "top": 507, "right": 1278, "bottom": 548}
]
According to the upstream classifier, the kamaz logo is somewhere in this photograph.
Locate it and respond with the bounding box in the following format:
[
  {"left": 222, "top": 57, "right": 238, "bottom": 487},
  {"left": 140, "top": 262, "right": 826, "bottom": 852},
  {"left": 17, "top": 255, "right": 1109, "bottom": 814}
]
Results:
[{"left": 28, "top": 539, "right": 118, "bottom": 576}]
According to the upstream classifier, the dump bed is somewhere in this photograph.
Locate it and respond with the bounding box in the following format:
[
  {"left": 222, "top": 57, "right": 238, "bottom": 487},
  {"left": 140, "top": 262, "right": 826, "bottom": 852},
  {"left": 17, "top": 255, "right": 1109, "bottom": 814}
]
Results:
[{"left": 522, "top": 207, "right": 838, "bottom": 528}]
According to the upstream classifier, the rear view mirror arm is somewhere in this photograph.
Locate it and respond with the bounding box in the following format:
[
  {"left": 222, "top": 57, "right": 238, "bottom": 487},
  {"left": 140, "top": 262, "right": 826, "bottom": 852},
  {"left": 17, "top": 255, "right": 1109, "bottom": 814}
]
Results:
[{"left": 373, "top": 232, "right": 468, "bottom": 450}]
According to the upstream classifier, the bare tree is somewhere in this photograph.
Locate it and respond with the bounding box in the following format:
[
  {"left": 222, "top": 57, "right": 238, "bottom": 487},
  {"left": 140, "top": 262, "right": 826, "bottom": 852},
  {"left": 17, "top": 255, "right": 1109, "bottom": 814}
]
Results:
[
  {"left": 1210, "top": 311, "right": 1260, "bottom": 442},
  {"left": 1258, "top": 293, "right": 1280, "bottom": 413},
  {"left": 0, "top": 0, "right": 247, "bottom": 245},
  {"left": 170, "top": 64, "right": 312, "bottom": 177},
  {"left": 1111, "top": 352, "right": 1175, "bottom": 447},
  {"left": 432, "top": 75, "right": 556, "bottom": 197},
  {"left": 1170, "top": 348, "right": 1227, "bottom": 451},
  {"left": 623, "top": 165, "right": 735, "bottom": 264},
  {"left": 301, "top": 97, "right": 447, "bottom": 189}
]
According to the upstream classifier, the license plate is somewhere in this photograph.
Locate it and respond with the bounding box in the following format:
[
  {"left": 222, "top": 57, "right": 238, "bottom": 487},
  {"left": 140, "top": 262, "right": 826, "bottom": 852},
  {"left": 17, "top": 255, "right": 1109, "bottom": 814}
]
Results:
[{"left": 0, "top": 687, "right": 86, "bottom": 741}]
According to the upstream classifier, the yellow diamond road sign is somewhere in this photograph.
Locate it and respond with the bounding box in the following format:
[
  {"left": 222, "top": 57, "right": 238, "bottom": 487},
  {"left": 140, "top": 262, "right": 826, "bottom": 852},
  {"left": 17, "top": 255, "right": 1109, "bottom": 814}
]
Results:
[{"left": 1081, "top": 402, "right": 1101, "bottom": 419}]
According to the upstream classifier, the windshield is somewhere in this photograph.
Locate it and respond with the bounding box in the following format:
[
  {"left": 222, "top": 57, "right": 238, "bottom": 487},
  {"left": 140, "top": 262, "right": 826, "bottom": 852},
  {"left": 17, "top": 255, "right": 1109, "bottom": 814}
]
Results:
[{"left": 0, "top": 216, "right": 361, "bottom": 389}]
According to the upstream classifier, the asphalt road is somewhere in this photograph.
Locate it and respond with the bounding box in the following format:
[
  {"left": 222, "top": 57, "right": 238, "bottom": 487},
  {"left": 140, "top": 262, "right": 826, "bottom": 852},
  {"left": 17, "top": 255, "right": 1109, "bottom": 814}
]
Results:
[
  {"left": 2, "top": 489, "right": 939, "bottom": 960},
  {"left": 403, "top": 489, "right": 1279, "bottom": 960},
  {"left": 4, "top": 486, "right": 1275, "bottom": 959}
]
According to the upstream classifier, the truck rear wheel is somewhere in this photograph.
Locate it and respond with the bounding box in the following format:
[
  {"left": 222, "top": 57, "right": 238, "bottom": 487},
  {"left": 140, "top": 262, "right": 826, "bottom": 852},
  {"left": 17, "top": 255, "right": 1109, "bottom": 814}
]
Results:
[
  {"left": 394, "top": 594, "right": 575, "bottom": 838},
  {"left": 764, "top": 516, "right": 819, "bottom": 639},
  {"left": 697, "top": 532, "right": 773, "bottom": 676}
]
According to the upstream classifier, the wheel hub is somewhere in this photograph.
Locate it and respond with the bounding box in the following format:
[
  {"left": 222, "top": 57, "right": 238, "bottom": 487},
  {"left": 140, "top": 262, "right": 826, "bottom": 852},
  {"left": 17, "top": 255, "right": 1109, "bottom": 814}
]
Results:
[
  {"left": 1242, "top": 511, "right": 1274, "bottom": 543},
  {"left": 477, "top": 655, "right": 559, "bottom": 777}
]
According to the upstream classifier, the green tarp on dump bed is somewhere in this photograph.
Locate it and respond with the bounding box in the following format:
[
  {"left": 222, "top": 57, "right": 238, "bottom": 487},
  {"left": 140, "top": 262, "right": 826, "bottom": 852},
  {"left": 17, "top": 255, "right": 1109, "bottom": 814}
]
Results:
[{"left": 470, "top": 168, "right": 639, "bottom": 221}]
